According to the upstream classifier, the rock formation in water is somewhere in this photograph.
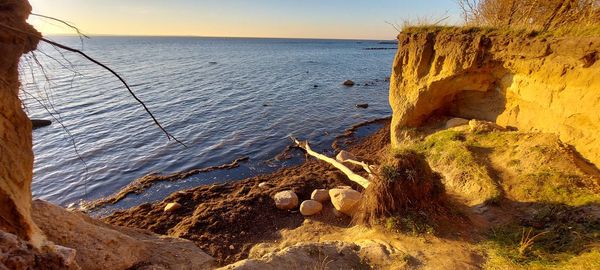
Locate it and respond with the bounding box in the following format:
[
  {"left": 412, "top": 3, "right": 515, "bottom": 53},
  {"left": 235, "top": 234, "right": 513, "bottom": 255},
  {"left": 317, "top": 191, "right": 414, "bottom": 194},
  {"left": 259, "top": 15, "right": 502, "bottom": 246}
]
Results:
[{"left": 389, "top": 28, "right": 600, "bottom": 166}]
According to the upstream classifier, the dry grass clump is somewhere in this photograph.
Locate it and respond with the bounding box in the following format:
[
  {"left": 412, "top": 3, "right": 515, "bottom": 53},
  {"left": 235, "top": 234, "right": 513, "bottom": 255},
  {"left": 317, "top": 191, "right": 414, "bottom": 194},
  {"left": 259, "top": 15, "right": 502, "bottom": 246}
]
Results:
[
  {"left": 387, "top": 13, "right": 452, "bottom": 33},
  {"left": 354, "top": 150, "right": 445, "bottom": 227},
  {"left": 485, "top": 204, "right": 600, "bottom": 268},
  {"left": 457, "top": 0, "right": 600, "bottom": 34}
]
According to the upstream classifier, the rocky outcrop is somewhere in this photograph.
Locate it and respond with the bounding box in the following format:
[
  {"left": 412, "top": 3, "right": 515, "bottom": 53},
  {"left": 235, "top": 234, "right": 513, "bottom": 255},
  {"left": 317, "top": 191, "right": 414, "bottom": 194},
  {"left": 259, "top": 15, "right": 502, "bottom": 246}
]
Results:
[
  {"left": 0, "top": 0, "right": 44, "bottom": 247},
  {"left": 32, "top": 200, "right": 215, "bottom": 270},
  {"left": 219, "top": 241, "right": 368, "bottom": 270},
  {"left": 389, "top": 28, "right": 600, "bottom": 166}
]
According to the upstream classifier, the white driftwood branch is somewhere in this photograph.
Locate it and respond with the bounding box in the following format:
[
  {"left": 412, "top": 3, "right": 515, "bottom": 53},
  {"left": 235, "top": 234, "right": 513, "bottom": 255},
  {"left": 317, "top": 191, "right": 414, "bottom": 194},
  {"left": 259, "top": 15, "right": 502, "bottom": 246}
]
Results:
[
  {"left": 336, "top": 150, "right": 373, "bottom": 175},
  {"left": 293, "top": 138, "right": 370, "bottom": 188}
]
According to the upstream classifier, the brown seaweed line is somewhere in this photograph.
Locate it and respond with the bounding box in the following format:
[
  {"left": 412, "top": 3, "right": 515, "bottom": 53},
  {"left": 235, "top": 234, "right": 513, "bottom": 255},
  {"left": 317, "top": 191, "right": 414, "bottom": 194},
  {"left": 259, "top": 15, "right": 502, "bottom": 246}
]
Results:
[
  {"left": 266, "top": 116, "right": 392, "bottom": 163},
  {"left": 332, "top": 116, "right": 391, "bottom": 151},
  {"left": 82, "top": 156, "right": 249, "bottom": 211}
]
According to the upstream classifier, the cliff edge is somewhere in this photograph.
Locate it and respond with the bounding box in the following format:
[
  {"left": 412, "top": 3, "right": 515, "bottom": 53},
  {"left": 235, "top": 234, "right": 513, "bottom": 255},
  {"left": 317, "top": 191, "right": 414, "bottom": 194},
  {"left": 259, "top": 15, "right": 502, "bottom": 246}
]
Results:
[
  {"left": 389, "top": 27, "right": 600, "bottom": 167},
  {"left": 0, "top": 0, "right": 43, "bottom": 247},
  {"left": 0, "top": 1, "right": 215, "bottom": 269}
]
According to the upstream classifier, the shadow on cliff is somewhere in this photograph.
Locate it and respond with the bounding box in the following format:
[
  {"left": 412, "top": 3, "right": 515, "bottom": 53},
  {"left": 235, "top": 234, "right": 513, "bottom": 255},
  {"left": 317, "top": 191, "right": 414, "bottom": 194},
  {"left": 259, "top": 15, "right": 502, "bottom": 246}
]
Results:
[{"left": 446, "top": 68, "right": 512, "bottom": 127}]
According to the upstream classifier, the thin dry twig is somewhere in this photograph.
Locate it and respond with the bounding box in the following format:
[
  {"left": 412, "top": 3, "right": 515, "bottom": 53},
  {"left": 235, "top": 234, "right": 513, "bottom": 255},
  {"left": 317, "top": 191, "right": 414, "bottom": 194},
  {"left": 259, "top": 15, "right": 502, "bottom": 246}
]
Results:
[
  {"left": 518, "top": 228, "right": 550, "bottom": 257},
  {"left": 30, "top": 13, "right": 90, "bottom": 39}
]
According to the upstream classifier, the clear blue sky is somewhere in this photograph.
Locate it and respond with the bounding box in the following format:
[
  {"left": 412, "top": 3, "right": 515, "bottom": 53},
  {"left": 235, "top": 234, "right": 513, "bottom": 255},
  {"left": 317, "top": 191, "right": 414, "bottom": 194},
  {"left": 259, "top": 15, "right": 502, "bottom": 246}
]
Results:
[{"left": 29, "top": 0, "right": 461, "bottom": 40}]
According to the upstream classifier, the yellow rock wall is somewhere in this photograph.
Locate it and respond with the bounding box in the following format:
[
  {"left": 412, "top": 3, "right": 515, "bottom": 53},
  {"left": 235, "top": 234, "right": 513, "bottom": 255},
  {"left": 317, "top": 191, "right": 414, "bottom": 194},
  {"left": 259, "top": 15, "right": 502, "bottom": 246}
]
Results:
[
  {"left": 0, "top": 0, "right": 43, "bottom": 247},
  {"left": 390, "top": 28, "right": 600, "bottom": 166}
]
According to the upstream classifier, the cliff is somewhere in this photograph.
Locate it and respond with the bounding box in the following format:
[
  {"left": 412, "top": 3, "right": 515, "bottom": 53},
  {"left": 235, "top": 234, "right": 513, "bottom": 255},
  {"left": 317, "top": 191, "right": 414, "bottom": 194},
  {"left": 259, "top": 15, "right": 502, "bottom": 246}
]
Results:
[
  {"left": 389, "top": 27, "right": 600, "bottom": 167},
  {"left": 0, "top": 1, "right": 216, "bottom": 269},
  {"left": 0, "top": 0, "right": 44, "bottom": 247}
]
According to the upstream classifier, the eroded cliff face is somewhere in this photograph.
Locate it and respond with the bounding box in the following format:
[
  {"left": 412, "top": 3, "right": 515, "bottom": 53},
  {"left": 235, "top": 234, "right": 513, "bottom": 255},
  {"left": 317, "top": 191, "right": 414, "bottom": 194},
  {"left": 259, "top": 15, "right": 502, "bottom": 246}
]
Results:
[
  {"left": 390, "top": 28, "right": 600, "bottom": 167},
  {"left": 0, "top": 2, "right": 217, "bottom": 269},
  {"left": 0, "top": 0, "right": 43, "bottom": 246}
]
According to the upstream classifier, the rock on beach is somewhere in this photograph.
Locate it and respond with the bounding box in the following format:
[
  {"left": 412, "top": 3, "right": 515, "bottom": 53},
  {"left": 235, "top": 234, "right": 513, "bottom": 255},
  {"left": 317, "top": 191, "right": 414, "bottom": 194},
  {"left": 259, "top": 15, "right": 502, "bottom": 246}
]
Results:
[
  {"left": 311, "top": 189, "right": 330, "bottom": 202},
  {"left": 300, "top": 200, "right": 323, "bottom": 216},
  {"left": 329, "top": 188, "right": 362, "bottom": 215},
  {"left": 274, "top": 190, "right": 299, "bottom": 210}
]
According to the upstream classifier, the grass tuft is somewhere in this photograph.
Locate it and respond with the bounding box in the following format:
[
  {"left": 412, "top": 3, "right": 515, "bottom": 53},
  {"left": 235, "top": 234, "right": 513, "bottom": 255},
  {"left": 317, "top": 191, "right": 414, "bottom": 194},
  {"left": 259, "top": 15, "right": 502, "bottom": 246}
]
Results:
[
  {"left": 401, "top": 129, "right": 502, "bottom": 204},
  {"left": 484, "top": 203, "right": 600, "bottom": 268}
]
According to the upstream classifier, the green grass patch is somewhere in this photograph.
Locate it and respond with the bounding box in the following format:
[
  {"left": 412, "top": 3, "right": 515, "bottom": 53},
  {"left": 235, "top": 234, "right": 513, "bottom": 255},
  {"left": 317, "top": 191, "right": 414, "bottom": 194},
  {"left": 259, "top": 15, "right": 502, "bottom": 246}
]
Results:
[
  {"left": 483, "top": 204, "right": 600, "bottom": 269},
  {"left": 398, "top": 129, "right": 502, "bottom": 204},
  {"left": 519, "top": 171, "right": 600, "bottom": 206},
  {"left": 384, "top": 211, "right": 436, "bottom": 236},
  {"left": 401, "top": 24, "right": 600, "bottom": 39}
]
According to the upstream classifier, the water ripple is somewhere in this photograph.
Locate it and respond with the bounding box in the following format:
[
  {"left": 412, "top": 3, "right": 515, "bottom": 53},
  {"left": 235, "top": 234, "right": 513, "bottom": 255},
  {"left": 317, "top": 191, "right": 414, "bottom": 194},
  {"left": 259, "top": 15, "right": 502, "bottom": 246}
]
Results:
[{"left": 24, "top": 36, "right": 396, "bottom": 208}]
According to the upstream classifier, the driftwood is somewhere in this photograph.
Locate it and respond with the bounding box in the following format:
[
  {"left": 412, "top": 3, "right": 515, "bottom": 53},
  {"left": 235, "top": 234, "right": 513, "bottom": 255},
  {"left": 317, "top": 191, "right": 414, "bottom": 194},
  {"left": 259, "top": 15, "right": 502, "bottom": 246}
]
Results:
[
  {"left": 294, "top": 138, "right": 448, "bottom": 227},
  {"left": 336, "top": 150, "right": 373, "bottom": 175},
  {"left": 292, "top": 138, "right": 370, "bottom": 188}
]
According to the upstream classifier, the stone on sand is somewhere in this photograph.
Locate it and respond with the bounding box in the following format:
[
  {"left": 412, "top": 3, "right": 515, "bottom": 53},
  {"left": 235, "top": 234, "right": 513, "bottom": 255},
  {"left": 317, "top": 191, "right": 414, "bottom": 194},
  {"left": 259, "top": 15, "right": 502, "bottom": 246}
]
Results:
[
  {"left": 445, "top": 117, "right": 469, "bottom": 128},
  {"left": 299, "top": 200, "right": 323, "bottom": 216},
  {"left": 329, "top": 189, "right": 362, "bottom": 215},
  {"left": 336, "top": 150, "right": 357, "bottom": 163},
  {"left": 164, "top": 202, "right": 182, "bottom": 213},
  {"left": 274, "top": 190, "right": 299, "bottom": 210},
  {"left": 258, "top": 182, "right": 270, "bottom": 189},
  {"left": 310, "top": 189, "right": 330, "bottom": 202}
]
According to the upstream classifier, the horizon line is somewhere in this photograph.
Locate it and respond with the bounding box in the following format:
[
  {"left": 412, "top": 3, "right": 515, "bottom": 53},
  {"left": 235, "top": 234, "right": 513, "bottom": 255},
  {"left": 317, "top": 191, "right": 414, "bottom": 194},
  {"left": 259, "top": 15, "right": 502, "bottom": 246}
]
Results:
[{"left": 42, "top": 33, "right": 399, "bottom": 42}]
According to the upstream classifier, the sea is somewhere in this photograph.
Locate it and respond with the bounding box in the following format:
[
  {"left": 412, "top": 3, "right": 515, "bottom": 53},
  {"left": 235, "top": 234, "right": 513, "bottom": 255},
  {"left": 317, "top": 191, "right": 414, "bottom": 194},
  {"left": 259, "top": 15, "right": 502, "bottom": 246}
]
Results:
[{"left": 21, "top": 36, "right": 397, "bottom": 214}]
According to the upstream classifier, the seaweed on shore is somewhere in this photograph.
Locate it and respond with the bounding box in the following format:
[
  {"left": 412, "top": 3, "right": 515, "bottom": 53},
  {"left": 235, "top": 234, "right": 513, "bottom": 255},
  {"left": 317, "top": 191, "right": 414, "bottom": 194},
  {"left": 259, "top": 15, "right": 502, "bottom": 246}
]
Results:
[
  {"left": 82, "top": 156, "right": 249, "bottom": 211},
  {"left": 332, "top": 117, "right": 391, "bottom": 151}
]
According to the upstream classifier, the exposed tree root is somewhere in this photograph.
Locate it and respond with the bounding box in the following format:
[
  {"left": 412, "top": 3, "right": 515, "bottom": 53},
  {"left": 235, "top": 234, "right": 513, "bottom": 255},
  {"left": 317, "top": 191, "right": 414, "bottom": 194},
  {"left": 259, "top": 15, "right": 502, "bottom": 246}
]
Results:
[{"left": 294, "top": 138, "right": 447, "bottom": 227}]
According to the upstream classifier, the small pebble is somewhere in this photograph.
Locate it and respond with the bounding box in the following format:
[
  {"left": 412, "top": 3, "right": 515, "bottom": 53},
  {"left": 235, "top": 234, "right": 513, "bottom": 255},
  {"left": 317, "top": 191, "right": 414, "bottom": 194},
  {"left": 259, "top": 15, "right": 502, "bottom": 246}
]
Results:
[
  {"left": 164, "top": 202, "right": 182, "bottom": 213},
  {"left": 258, "top": 182, "right": 270, "bottom": 189}
]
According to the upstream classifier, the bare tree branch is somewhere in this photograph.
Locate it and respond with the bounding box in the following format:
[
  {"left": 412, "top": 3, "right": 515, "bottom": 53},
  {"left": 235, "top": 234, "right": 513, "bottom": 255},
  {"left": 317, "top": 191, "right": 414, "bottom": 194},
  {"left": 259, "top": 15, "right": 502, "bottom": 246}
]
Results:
[
  {"left": 0, "top": 22, "right": 187, "bottom": 147},
  {"left": 30, "top": 13, "right": 90, "bottom": 39}
]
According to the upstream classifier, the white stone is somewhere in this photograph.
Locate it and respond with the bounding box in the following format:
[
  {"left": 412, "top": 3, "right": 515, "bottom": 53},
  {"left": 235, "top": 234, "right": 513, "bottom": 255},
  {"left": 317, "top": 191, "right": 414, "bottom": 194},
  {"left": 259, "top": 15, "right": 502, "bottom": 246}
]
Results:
[
  {"left": 164, "top": 202, "right": 182, "bottom": 212},
  {"left": 310, "top": 189, "right": 330, "bottom": 202},
  {"left": 329, "top": 189, "right": 362, "bottom": 215},
  {"left": 273, "top": 190, "right": 299, "bottom": 210},
  {"left": 258, "top": 182, "right": 270, "bottom": 189},
  {"left": 336, "top": 150, "right": 357, "bottom": 162},
  {"left": 445, "top": 117, "right": 469, "bottom": 128},
  {"left": 299, "top": 200, "right": 323, "bottom": 216}
]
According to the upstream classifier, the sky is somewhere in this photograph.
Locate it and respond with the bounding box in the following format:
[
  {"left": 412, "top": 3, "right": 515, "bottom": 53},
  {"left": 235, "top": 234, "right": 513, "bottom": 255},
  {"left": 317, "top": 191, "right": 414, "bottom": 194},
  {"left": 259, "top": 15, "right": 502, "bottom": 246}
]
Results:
[{"left": 28, "top": 0, "right": 461, "bottom": 40}]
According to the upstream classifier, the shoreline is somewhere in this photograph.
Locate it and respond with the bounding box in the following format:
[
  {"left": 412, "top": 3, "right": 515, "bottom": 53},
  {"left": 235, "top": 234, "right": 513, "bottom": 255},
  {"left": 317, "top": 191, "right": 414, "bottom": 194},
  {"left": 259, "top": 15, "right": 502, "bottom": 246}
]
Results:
[
  {"left": 84, "top": 116, "right": 391, "bottom": 215},
  {"left": 103, "top": 118, "right": 392, "bottom": 265}
]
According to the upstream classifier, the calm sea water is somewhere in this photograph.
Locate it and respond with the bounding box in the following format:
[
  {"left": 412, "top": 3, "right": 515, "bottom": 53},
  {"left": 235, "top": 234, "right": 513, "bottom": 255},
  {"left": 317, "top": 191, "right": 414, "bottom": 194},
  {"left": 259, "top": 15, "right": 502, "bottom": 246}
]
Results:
[{"left": 21, "top": 36, "right": 396, "bottom": 213}]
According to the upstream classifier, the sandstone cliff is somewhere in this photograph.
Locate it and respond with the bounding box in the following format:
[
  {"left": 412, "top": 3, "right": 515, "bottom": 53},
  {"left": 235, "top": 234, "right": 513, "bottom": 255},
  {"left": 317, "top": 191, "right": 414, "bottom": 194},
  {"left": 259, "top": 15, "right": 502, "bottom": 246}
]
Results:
[
  {"left": 32, "top": 200, "right": 215, "bottom": 269},
  {"left": 389, "top": 28, "right": 600, "bottom": 167},
  {"left": 1, "top": 1, "right": 216, "bottom": 269},
  {"left": 0, "top": 0, "right": 44, "bottom": 247}
]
